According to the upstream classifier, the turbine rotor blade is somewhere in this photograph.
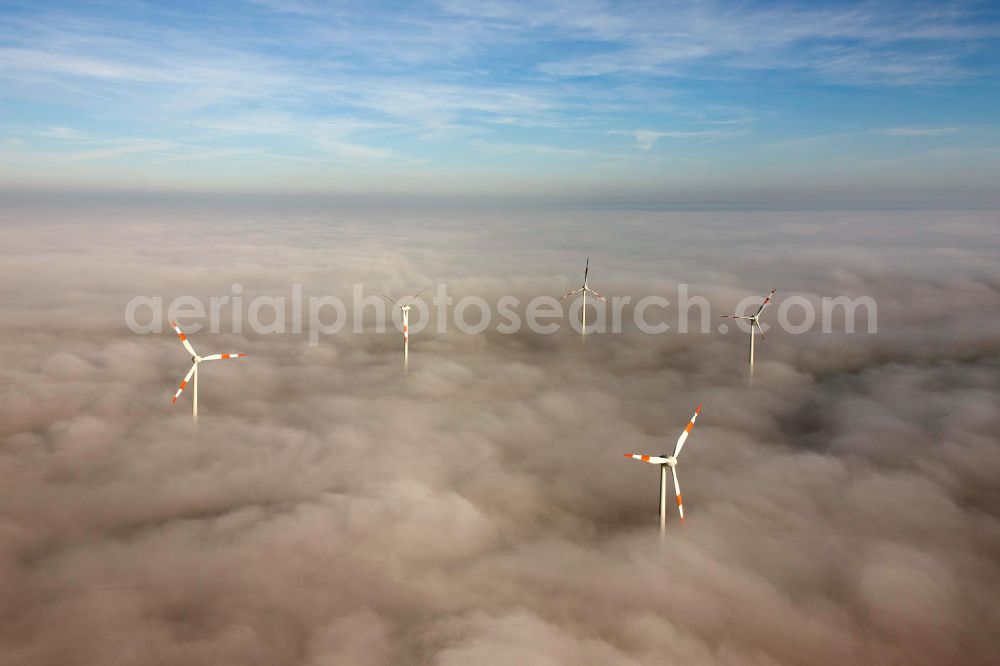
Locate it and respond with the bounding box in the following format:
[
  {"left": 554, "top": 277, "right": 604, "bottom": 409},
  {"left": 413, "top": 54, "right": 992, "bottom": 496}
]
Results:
[
  {"left": 671, "top": 466, "right": 685, "bottom": 522},
  {"left": 171, "top": 364, "right": 197, "bottom": 404},
  {"left": 382, "top": 294, "right": 398, "bottom": 305},
  {"left": 403, "top": 288, "right": 429, "bottom": 307},
  {"left": 200, "top": 353, "right": 248, "bottom": 361},
  {"left": 673, "top": 404, "right": 702, "bottom": 458},
  {"left": 623, "top": 453, "right": 670, "bottom": 465},
  {"left": 559, "top": 287, "right": 583, "bottom": 300},
  {"left": 586, "top": 286, "right": 607, "bottom": 302},
  {"left": 754, "top": 320, "right": 766, "bottom": 346},
  {"left": 171, "top": 321, "right": 197, "bottom": 356},
  {"left": 754, "top": 288, "right": 776, "bottom": 316}
]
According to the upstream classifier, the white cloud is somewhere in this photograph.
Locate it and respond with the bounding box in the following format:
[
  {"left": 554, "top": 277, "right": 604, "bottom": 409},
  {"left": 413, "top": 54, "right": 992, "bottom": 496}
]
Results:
[
  {"left": 470, "top": 139, "right": 598, "bottom": 158},
  {"left": 881, "top": 127, "right": 959, "bottom": 137},
  {"left": 35, "top": 126, "right": 86, "bottom": 140},
  {"left": 611, "top": 128, "right": 740, "bottom": 151}
]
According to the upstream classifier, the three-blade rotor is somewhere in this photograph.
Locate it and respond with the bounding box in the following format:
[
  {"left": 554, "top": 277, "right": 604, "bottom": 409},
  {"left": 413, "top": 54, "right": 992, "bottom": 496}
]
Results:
[
  {"left": 722, "top": 289, "right": 776, "bottom": 346},
  {"left": 623, "top": 404, "right": 702, "bottom": 523},
  {"left": 170, "top": 321, "right": 247, "bottom": 405},
  {"left": 383, "top": 289, "right": 428, "bottom": 310},
  {"left": 559, "top": 257, "right": 607, "bottom": 302}
]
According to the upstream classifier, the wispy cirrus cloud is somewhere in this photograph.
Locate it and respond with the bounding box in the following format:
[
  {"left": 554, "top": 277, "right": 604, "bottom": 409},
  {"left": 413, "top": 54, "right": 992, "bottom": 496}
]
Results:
[
  {"left": 0, "top": 1, "right": 997, "bottom": 199},
  {"left": 35, "top": 126, "right": 86, "bottom": 140},
  {"left": 446, "top": 0, "right": 999, "bottom": 85},
  {"left": 470, "top": 138, "right": 605, "bottom": 158},
  {"left": 611, "top": 127, "right": 745, "bottom": 151},
  {"left": 881, "top": 126, "right": 960, "bottom": 137}
]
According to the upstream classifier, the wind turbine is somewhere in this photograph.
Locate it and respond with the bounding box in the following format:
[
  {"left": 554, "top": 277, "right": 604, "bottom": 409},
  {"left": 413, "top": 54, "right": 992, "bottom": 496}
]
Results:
[
  {"left": 559, "top": 257, "right": 606, "bottom": 342},
  {"left": 624, "top": 404, "right": 702, "bottom": 539},
  {"left": 722, "top": 289, "right": 775, "bottom": 377},
  {"left": 383, "top": 290, "right": 426, "bottom": 371},
  {"left": 170, "top": 321, "right": 247, "bottom": 419}
]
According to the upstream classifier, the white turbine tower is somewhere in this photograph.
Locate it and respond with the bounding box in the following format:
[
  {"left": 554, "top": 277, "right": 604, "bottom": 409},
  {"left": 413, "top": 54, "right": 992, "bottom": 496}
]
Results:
[
  {"left": 559, "top": 257, "right": 606, "bottom": 342},
  {"left": 170, "top": 321, "right": 248, "bottom": 419},
  {"left": 722, "top": 289, "right": 775, "bottom": 377},
  {"left": 624, "top": 404, "right": 702, "bottom": 539},
  {"left": 384, "top": 290, "right": 426, "bottom": 371}
]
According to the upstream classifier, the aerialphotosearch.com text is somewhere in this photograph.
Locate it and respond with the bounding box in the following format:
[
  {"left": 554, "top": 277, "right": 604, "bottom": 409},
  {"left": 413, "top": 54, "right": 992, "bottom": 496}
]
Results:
[{"left": 125, "top": 283, "right": 877, "bottom": 346}]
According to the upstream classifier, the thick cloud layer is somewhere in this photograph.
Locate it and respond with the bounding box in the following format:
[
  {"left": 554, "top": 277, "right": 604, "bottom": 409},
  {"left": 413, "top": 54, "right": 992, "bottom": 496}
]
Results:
[{"left": 1, "top": 202, "right": 998, "bottom": 665}]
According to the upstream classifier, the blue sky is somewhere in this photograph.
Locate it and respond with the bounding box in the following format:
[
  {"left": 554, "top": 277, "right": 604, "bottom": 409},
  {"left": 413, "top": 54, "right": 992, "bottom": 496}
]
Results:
[{"left": 1, "top": 0, "right": 999, "bottom": 204}]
